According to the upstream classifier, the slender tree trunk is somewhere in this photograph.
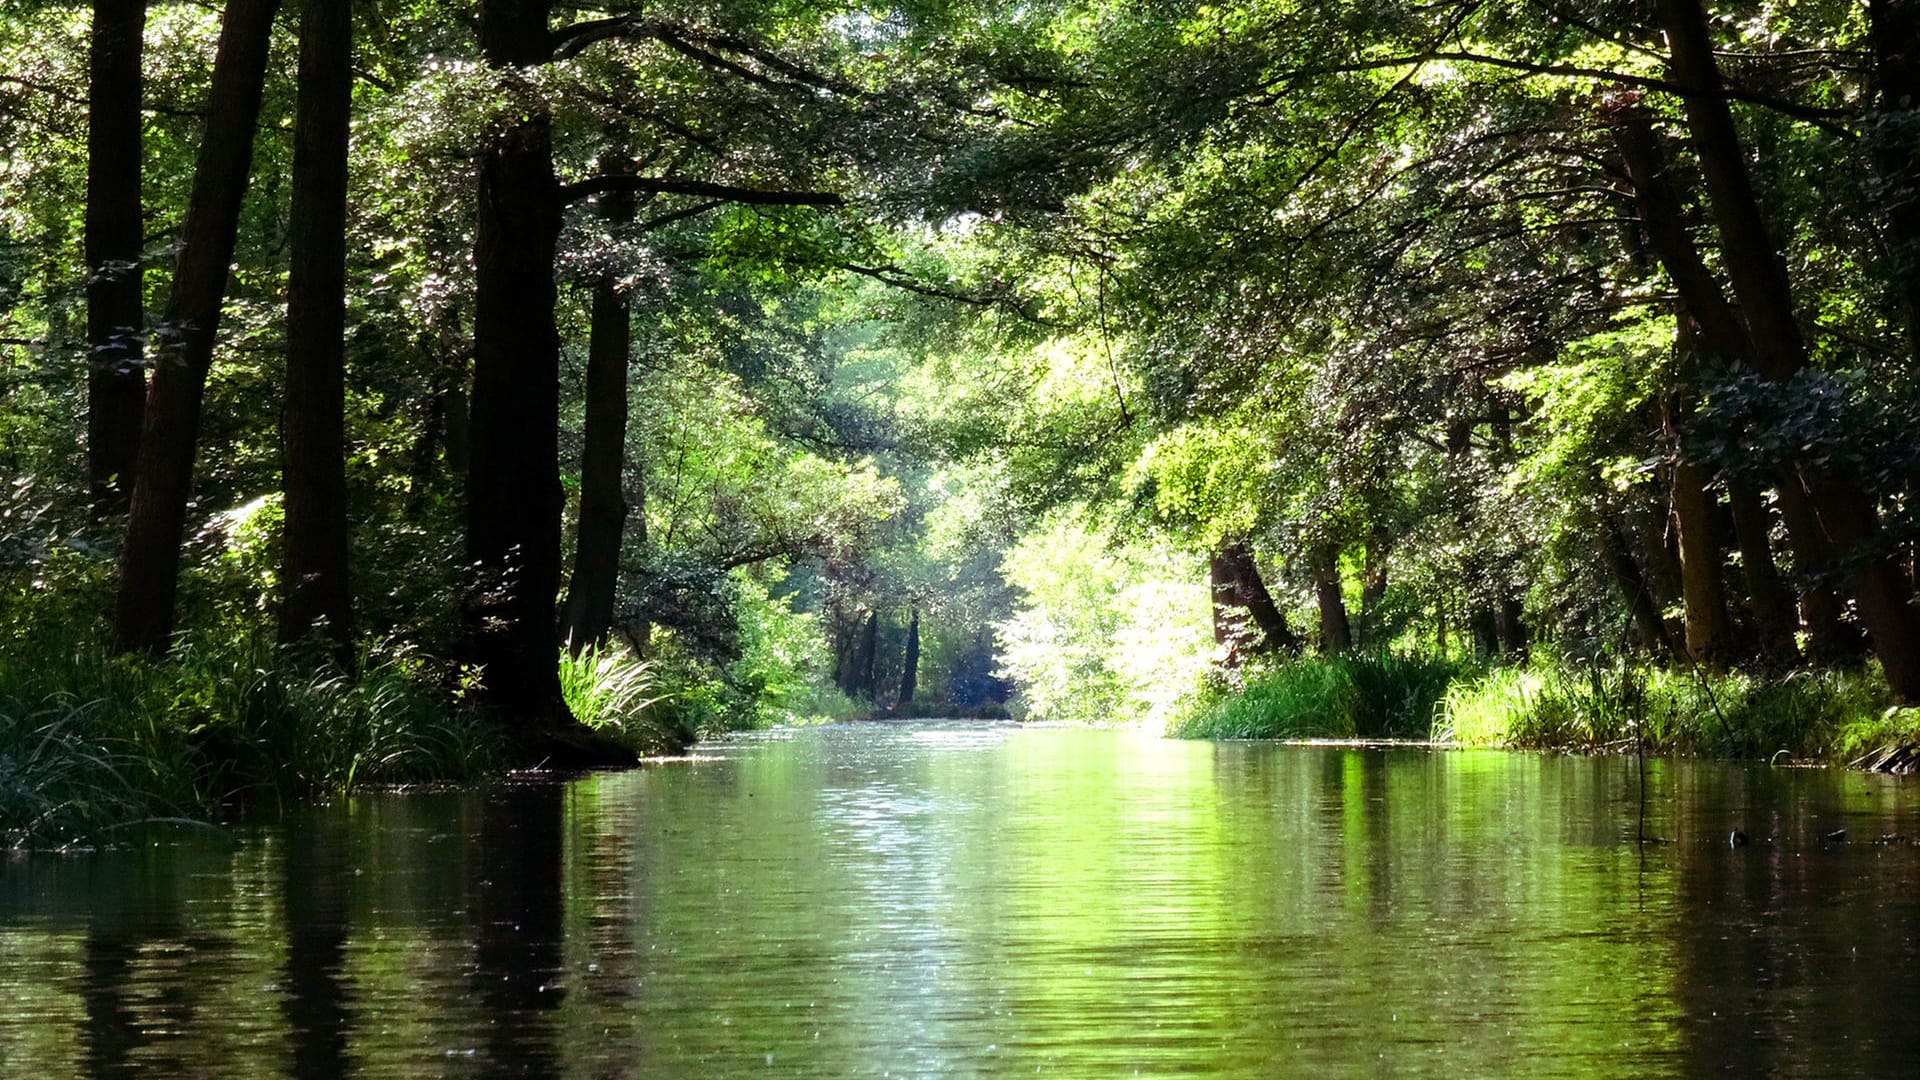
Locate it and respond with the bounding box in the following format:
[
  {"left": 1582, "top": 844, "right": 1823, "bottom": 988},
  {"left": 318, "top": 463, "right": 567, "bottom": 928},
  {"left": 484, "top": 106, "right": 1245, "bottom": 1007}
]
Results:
[
  {"left": 113, "top": 0, "right": 281, "bottom": 654},
  {"left": 1223, "top": 539, "right": 1300, "bottom": 653},
  {"left": 1601, "top": 515, "right": 1676, "bottom": 655},
  {"left": 279, "top": 0, "right": 355, "bottom": 664},
  {"left": 559, "top": 188, "right": 634, "bottom": 656},
  {"left": 1495, "top": 593, "right": 1529, "bottom": 659},
  {"left": 854, "top": 610, "right": 878, "bottom": 700},
  {"left": 1870, "top": 0, "right": 1920, "bottom": 362},
  {"left": 1665, "top": 388, "right": 1733, "bottom": 666},
  {"left": 1469, "top": 608, "right": 1500, "bottom": 657},
  {"left": 899, "top": 608, "right": 919, "bottom": 705},
  {"left": 1312, "top": 546, "right": 1351, "bottom": 654},
  {"left": 1660, "top": 0, "right": 1920, "bottom": 697},
  {"left": 86, "top": 0, "right": 147, "bottom": 510},
  {"left": 1725, "top": 480, "right": 1802, "bottom": 667},
  {"left": 464, "top": 0, "right": 575, "bottom": 731},
  {"left": 1359, "top": 525, "right": 1390, "bottom": 644},
  {"left": 1670, "top": 453, "right": 1733, "bottom": 665}
]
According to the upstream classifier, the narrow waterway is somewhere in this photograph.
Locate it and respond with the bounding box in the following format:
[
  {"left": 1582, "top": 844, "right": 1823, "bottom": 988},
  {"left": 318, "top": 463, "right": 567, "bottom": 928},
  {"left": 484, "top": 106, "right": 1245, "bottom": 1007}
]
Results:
[{"left": 4, "top": 721, "right": 1920, "bottom": 1076}]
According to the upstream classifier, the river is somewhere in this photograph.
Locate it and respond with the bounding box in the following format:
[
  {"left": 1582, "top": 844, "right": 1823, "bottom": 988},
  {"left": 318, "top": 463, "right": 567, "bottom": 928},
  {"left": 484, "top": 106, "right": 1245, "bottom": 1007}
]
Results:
[{"left": 3, "top": 720, "right": 1919, "bottom": 1076}]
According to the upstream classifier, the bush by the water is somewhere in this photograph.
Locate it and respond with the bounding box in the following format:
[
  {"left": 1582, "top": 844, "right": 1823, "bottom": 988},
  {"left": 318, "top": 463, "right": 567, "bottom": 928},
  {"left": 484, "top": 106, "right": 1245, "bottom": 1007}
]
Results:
[{"left": 1168, "top": 653, "right": 1467, "bottom": 740}]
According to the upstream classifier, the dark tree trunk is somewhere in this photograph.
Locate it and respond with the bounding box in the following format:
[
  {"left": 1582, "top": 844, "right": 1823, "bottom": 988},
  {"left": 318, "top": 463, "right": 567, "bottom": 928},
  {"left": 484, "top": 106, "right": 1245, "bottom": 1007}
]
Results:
[
  {"left": 1211, "top": 537, "right": 1299, "bottom": 661},
  {"left": 559, "top": 188, "right": 635, "bottom": 656},
  {"left": 1224, "top": 539, "right": 1299, "bottom": 653},
  {"left": 1209, "top": 547, "right": 1251, "bottom": 663},
  {"left": 899, "top": 608, "right": 919, "bottom": 705},
  {"left": 464, "top": 0, "right": 571, "bottom": 727},
  {"left": 1664, "top": 389, "right": 1733, "bottom": 666},
  {"left": 1630, "top": 480, "right": 1684, "bottom": 614},
  {"left": 1660, "top": 0, "right": 1920, "bottom": 696},
  {"left": 1469, "top": 608, "right": 1501, "bottom": 657},
  {"left": 1601, "top": 515, "right": 1677, "bottom": 655},
  {"left": 1612, "top": 105, "right": 1852, "bottom": 664},
  {"left": 86, "top": 0, "right": 147, "bottom": 511},
  {"left": 1725, "top": 480, "right": 1802, "bottom": 668},
  {"left": 1670, "top": 454, "right": 1732, "bottom": 665},
  {"left": 1495, "top": 592, "right": 1529, "bottom": 659},
  {"left": 1870, "top": 0, "right": 1920, "bottom": 362},
  {"left": 1312, "top": 546, "right": 1351, "bottom": 654},
  {"left": 854, "top": 610, "right": 879, "bottom": 700},
  {"left": 1359, "top": 525, "right": 1390, "bottom": 644},
  {"left": 278, "top": 0, "right": 355, "bottom": 665},
  {"left": 113, "top": 0, "right": 281, "bottom": 655}
]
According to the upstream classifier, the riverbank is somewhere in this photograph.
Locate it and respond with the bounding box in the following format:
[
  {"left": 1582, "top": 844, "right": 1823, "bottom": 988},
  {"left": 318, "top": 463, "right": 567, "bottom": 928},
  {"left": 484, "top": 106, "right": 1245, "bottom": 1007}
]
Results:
[
  {"left": 0, "top": 636, "right": 694, "bottom": 848},
  {"left": 1169, "top": 653, "right": 1920, "bottom": 765}
]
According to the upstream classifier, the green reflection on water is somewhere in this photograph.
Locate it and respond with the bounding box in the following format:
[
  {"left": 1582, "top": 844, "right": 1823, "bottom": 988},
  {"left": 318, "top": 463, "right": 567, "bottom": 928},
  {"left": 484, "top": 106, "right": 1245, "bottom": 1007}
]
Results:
[{"left": 3, "top": 724, "right": 1920, "bottom": 1077}]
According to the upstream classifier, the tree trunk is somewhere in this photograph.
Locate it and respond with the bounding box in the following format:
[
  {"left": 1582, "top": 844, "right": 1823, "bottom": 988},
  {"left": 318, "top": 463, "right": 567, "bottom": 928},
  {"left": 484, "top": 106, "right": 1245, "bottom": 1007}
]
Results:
[
  {"left": 1223, "top": 539, "right": 1300, "bottom": 653},
  {"left": 1601, "top": 515, "right": 1676, "bottom": 655},
  {"left": 113, "top": 0, "right": 281, "bottom": 655},
  {"left": 464, "top": 0, "right": 572, "bottom": 727},
  {"left": 854, "top": 610, "right": 879, "bottom": 700},
  {"left": 278, "top": 0, "right": 355, "bottom": 664},
  {"left": 1312, "top": 546, "right": 1351, "bottom": 654},
  {"left": 1660, "top": 0, "right": 1920, "bottom": 697},
  {"left": 1670, "top": 453, "right": 1732, "bottom": 665},
  {"left": 1495, "top": 593, "right": 1529, "bottom": 659},
  {"left": 1612, "top": 104, "right": 1851, "bottom": 664},
  {"left": 559, "top": 187, "right": 634, "bottom": 655},
  {"left": 1725, "top": 480, "right": 1802, "bottom": 668},
  {"left": 1210, "top": 536, "right": 1297, "bottom": 661},
  {"left": 1209, "top": 547, "right": 1251, "bottom": 663},
  {"left": 1664, "top": 390, "right": 1733, "bottom": 666},
  {"left": 86, "top": 0, "right": 146, "bottom": 511},
  {"left": 1359, "top": 525, "right": 1390, "bottom": 644},
  {"left": 899, "top": 608, "right": 919, "bottom": 705},
  {"left": 1870, "top": 0, "right": 1920, "bottom": 363}
]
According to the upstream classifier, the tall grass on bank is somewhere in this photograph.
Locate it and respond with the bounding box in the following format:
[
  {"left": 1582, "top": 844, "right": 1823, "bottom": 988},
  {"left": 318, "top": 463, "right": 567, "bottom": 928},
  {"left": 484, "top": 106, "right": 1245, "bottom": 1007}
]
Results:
[
  {"left": 0, "top": 636, "right": 499, "bottom": 848},
  {"left": 1435, "top": 662, "right": 1915, "bottom": 760},
  {"left": 1169, "top": 653, "right": 1468, "bottom": 740},
  {"left": 557, "top": 643, "right": 695, "bottom": 754}
]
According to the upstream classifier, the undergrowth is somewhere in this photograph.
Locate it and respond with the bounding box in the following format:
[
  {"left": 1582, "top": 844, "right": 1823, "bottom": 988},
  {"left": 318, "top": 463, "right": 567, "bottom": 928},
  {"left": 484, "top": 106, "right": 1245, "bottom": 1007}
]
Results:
[
  {"left": 0, "top": 634, "right": 499, "bottom": 848},
  {"left": 1168, "top": 653, "right": 1468, "bottom": 740}
]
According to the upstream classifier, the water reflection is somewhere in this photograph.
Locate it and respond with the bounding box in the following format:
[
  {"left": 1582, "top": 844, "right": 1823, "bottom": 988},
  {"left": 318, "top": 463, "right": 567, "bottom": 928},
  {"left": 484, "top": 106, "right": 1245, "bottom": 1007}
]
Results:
[{"left": 1, "top": 725, "right": 1919, "bottom": 1077}]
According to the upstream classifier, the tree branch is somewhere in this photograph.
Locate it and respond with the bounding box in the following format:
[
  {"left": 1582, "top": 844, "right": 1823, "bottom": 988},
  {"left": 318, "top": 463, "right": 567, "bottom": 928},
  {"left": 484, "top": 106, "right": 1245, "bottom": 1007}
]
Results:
[{"left": 559, "top": 175, "right": 844, "bottom": 207}]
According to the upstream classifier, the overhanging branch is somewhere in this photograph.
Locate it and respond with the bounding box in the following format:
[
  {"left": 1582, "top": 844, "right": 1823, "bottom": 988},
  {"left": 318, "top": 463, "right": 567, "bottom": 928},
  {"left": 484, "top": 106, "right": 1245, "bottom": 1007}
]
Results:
[{"left": 559, "top": 175, "right": 844, "bottom": 208}]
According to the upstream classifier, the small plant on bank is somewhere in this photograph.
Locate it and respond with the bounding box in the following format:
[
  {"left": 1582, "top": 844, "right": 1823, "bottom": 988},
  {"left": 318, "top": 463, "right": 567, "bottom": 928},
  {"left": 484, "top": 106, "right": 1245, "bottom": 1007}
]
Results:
[{"left": 558, "top": 643, "right": 691, "bottom": 755}]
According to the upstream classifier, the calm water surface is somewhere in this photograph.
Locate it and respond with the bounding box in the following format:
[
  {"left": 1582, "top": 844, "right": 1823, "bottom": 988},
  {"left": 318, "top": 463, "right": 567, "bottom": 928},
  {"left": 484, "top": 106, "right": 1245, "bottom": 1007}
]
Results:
[{"left": 4, "top": 721, "right": 1920, "bottom": 1077}]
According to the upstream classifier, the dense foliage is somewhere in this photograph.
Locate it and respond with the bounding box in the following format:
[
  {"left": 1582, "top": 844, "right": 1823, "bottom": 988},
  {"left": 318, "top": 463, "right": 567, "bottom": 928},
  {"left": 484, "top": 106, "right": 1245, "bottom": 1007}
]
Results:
[{"left": 6, "top": 0, "right": 1920, "bottom": 841}]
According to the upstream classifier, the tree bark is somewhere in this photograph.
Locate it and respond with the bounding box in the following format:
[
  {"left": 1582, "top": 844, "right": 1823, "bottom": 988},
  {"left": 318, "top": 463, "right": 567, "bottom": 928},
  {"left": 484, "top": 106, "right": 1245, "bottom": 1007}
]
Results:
[
  {"left": 86, "top": 0, "right": 147, "bottom": 511},
  {"left": 854, "top": 610, "right": 878, "bottom": 700},
  {"left": 1669, "top": 449, "right": 1733, "bottom": 666},
  {"left": 1659, "top": 0, "right": 1920, "bottom": 697},
  {"left": 1870, "top": 0, "right": 1920, "bottom": 363},
  {"left": 1312, "top": 546, "right": 1351, "bottom": 654},
  {"left": 464, "top": 0, "right": 574, "bottom": 728},
  {"left": 899, "top": 608, "right": 919, "bottom": 705},
  {"left": 113, "top": 0, "right": 281, "bottom": 655},
  {"left": 1210, "top": 537, "right": 1299, "bottom": 661},
  {"left": 559, "top": 188, "right": 634, "bottom": 655},
  {"left": 1725, "top": 480, "right": 1801, "bottom": 668},
  {"left": 1601, "top": 515, "right": 1676, "bottom": 655},
  {"left": 279, "top": 0, "right": 355, "bottom": 664}
]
